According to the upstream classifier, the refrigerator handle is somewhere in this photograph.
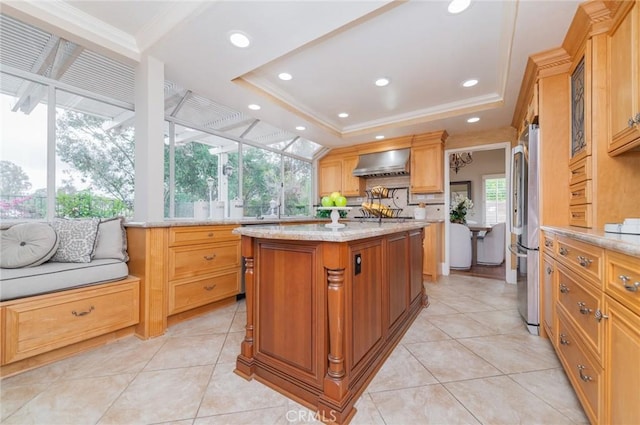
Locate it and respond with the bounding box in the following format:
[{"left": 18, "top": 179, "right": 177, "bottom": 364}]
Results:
[{"left": 508, "top": 243, "right": 527, "bottom": 258}]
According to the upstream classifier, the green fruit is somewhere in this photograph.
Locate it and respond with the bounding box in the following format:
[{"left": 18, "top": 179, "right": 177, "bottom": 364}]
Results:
[
  {"left": 321, "top": 196, "right": 334, "bottom": 207},
  {"left": 329, "top": 191, "right": 341, "bottom": 202},
  {"left": 334, "top": 196, "right": 347, "bottom": 207}
]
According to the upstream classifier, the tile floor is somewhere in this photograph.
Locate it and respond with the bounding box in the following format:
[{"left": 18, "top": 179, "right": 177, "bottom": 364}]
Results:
[{"left": 0, "top": 274, "right": 589, "bottom": 425}]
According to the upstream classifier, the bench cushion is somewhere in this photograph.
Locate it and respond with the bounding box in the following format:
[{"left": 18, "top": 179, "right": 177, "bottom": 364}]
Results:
[{"left": 0, "top": 259, "right": 128, "bottom": 301}]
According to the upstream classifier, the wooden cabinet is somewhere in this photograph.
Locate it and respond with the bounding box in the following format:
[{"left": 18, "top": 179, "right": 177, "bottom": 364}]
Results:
[
  {"left": 318, "top": 155, "right": 364, "bottom": 197},
  {"left": 423, "top": 222, "right": 442, "bottom": 282},
  {"left": 126, "top": 224, "right": 241, "bottom": 338},
  {"left": 607, "top": 0, "right": 640, "bottom": 155},
  {"left": 544, "top": 229, "right": 640, "bottom": 425},
  {"left": 410, "top": 142, "right": 443, "bottom": 193}
]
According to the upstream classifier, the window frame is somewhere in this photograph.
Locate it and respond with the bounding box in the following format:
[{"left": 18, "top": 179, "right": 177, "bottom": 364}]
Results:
[{"left": 482, "top": 173, "right": 507, "bottom": 226}]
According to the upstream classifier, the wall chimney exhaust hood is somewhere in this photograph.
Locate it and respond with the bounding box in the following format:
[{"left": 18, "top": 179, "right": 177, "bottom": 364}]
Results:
[{"left": 352, "top": 149, "right": 410, "bottom": 177}]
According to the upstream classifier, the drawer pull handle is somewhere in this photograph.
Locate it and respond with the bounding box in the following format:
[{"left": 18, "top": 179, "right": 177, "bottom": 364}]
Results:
[
  {"left": 629, "top": 117, "right": 636, "bottom": 128},
  {"left": 577, "top": 256, "right": 593, "bottom": 268},
  {"left": 208, "top": 232, "right": 214, "bottom": 237},
  {"left": 559, "top": 334, "right": 570, "bottom": 345},
  {"left": 203, "top": 254, "right": 217, "bottom": 261},
  {"left": 577, "top": 365, "right": 592, "bottom": 382},
  {"left": 204, "top": 285, "right": 217, "bottom": 291},
  {"left": 546, "top": 266, "right": 553, "bottom": 275},
  {"left": 594, "top": 309, "right": 609, "bottom": 322},
  {"left": 72, "top": 306, "right": 95, "bottom": 317},
  {"left": 571, "top": 192, "right": 581, "bottom": 197},
  {"left": 619, "top": 275, "right": 640, "bottom": 292},
  {"left": 559, "top": 283, "right": 570, "bottom": 294},
  {"left": 544, "top": 239, "right": 553, "bottom": 248},
  {"left": 577, "top": 302, "right": 592, "bottom": 315},
  {"left": 559, "top": 247, "right": 569, "bottom": 256}
]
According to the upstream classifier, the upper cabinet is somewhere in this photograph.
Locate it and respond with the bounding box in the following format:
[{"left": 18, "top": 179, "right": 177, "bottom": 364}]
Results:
[
  {"left": 318, "top": 154, "right": 364, "bottom": 197},
  {"left": 410, "top": 142, "right": 444, "bottom": 193},
  {"left": 607, "top": 0, "right": 640, "bottom": 155}
]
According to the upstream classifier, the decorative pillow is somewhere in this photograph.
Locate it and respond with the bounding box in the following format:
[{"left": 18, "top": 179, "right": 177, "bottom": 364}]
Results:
[
  {"left": 50, "top": 218, "right": 100, "bottom": 263},
  {"left": 0, "top": 223, "right": 59, "bottom": 268},
  {"left": 92, "top": 217, "right": 129, "bottom": 262}
]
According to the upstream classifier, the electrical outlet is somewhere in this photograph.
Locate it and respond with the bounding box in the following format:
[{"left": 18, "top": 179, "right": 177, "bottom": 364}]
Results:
[
  {"left": 416, "top": 194, "right": 426, "bottom": 200},
  {"left": 426, "top": 194, "right": 435, "bottom": 199},
  {"left": 357, "top": 197, "right": 363, "bottom": 202}
]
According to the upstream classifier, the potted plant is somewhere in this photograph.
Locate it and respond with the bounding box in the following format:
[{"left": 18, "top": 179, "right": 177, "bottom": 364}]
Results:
[{"left": 450, "top": 194, "right": 473, "bottom": 224}]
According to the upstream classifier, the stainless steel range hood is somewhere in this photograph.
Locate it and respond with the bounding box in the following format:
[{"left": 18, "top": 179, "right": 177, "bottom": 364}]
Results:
[{"left": 352, "top": 149, "right": 410, "bottom": 177}]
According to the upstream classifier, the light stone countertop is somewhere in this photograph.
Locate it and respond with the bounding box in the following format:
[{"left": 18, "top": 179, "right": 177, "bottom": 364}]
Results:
[
  {"left": 233, "top": 221, "right": 429, "bottom": 242},
  {"left": 123, "top": 217, "right": 322, "bottom": 228},
  {"left": 541, "top": 225, "right": 640, "bottom": 257}
]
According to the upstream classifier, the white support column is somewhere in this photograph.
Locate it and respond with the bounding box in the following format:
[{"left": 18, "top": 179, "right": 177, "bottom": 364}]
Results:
[{"left": 134, "top": 54, "right": 164, "bottom": 221}]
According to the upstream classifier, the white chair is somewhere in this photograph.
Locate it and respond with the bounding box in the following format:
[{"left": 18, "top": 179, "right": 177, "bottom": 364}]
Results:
[
  {"left": 450, "top": 223, "right": 472, "bottom": 270},
  {"left": 477, "top": 222, "right": 506, "bottom": 265}
]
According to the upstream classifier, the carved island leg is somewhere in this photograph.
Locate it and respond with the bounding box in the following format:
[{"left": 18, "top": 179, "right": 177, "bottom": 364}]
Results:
[
  {"left": 235, "top": 236, "right": 256, "bottom": 379},
  {"left": 318, "top": 267, "right": 349, "bottom": 422}
]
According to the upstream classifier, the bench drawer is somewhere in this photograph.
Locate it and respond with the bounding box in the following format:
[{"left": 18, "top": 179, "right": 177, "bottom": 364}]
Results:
[
  {"left": 169, "top": 269, "right": 240, "bottom": 315},
  {"left": 2, "top": 279, "right": 139, "bottom": 364},
  {"left": 169, "top": 240, "right": 241, "bottom": 280}
]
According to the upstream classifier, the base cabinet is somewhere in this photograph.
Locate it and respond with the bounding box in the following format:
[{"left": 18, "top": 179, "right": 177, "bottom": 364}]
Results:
[{"left": 544, "top": 229, "right": 640, "bottom": 425}]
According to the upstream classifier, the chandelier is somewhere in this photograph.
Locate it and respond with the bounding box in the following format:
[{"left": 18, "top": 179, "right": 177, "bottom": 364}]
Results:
[{"left": 449, "top": 152, "right": 473, "bottom": 173}]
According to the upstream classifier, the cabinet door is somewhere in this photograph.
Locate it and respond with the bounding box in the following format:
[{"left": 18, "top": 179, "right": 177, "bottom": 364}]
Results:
[
  {"left": 542, "top": 254, "right": 556, "bottom": 341},
  {"left": 604, "top": 295, "right": 640, "bottom": 425},
  {"left": 410, "top": 144, "right": 443, "bottom": 193},
  {"left": 318, "top": 159, "right": 342, "bottom": 196},
  {"left": 608, "top": 1, "right": 640, "bottom": 154},
  {"left": 341, "top": 155, "right": 364, "bottom": 197},
  {"left": 387, "top": 234, "right": 409, "bottom": 331}
]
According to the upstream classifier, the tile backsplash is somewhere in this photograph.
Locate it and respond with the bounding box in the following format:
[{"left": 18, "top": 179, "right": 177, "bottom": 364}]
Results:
[{"left": 343, "top": 175, "right": 445, "bottom": 220}]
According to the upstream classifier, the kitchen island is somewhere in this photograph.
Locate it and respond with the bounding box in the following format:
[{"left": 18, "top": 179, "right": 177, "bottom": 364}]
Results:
[{"left": 234, "top": 222, "right": 427, "bottom": 424}]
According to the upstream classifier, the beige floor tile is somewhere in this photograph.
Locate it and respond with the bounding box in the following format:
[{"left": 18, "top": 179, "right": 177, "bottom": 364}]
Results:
[
  {"left": 168, "top": 311, "right": 236, "bottom": 337},
  {"left": 3, "top": 374, "right": 135, "bottom": 425},
  {"left": 370, "top": 383, "right": 481, "bottom": 424},
  {"left": 509, "top": 368, "right": 590, "bottom": 424},
  {"left": 421, "top": 297, "right": 460, "bottom": 315},
  {"left": 98, "top": 365, "right": 213, "bottom": 424},
  {"left": 367, "top": 345, "right": 437, "bottom": 393},
  {"left": 348, "top": 394, "right": 386, "bottom": 425},
  {"left": 427, "top": 313, "right": 498, "bottom": 339},
  {"left": 458, "top": 333, "right": 561, "bottom": 374},
  {"left": 0, "top": 383, "right": 48, "bottom": 421},
  {"left": 194, "top": 406, "right": 285, "bottom": 424},
  {"left": 405, "top": 339, "right": 501, "bottom": 382},
  {"left": 399, "top": 313, "right": 451, "bottom": 344},
  {"left": 198, "top": 362, "right": 288, "bottom": 417},
  {"left": 463, "top": 309, "right": 528, "bottom": 335},
  {"left": 217, "top": 331, "right": 245, "bottom": 364},
  {"left": 434, "top": 295, "right": 497, "bottom": 313},
  {"left": 144, "top": 334, "right": 226, "bottom": 371},
  {"left": 445, "top": 375, "right": 576, "bottom": 424},
  {"left": 229, "top": 310, "right": 246, "bottom": 333}
]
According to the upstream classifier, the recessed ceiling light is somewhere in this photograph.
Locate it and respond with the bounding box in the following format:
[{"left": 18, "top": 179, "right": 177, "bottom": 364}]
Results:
[
  {"left": 467, "top": 117, "right": 480, "bottom": 123},
  {"left": 296, "top": 126, "right": 306, "bottom": 131},
  {"left": 375, "top": 78, "right": 390, "bottom": 87},
  {"left": 338, "top": 112, "right": 349, "bottom": 118},
  {"left": 462, "top": 79, "right": 478, "bottom": 88},
  {"left": 448, "top": 0, "right": 471, "bottom": 14},
  {"left": 229, "top": 31, "right": 251, "bottom": 48},
  {"left": 375, "top": 135, "right": 385, "bottom": 140},
  {"left": 248, "top": 104, "right": 261, "bottom": 110},
  {"left": 278, "top": 72, "right": 292, "bottom": 81}
]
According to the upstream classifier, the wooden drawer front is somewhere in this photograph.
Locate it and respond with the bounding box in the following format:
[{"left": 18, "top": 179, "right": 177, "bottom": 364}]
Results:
[
  {"left": 605, "top": 250, "right": 640, "bottom": 316},
  {"left": 169, "top": 269, "right": 240, "bottom": 315},
  {"left": 568, "top": 204, "right": 592, "bottom": 228},
  {"left": 556, "top": 264, "right": 604, "bottom": 362},
  {"left": 569, "top": 157, "right": 592, "bottom": 185},
  {"left": 169, "top": 225, "right": 239, "bottom": 246},
  {"left": 557, "top": 311, "right": 603, "bottom": 425},
  {"left": 568, "top": 180, "right": 592, "bottom": 206},
  {"left": 541, "top": 232, "right": 555, "bottom": 256},
  {"left": 3, "top": 280, "right": 139, "bottom": 364},
  {"left": 169, "top": 240, "right": 240, "bottom": 280},
  {"left": 556, "top": 236, "right": 603, "bottom": 287}
]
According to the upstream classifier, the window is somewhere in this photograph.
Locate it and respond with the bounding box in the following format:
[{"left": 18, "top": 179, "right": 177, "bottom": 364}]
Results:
[{"left": 483, "top": 174, "right": 506, "bottom": 225}]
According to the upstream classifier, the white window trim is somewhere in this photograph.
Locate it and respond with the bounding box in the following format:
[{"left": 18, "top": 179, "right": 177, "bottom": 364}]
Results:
[{"left": 482, "top": 173, "right": 506, "bottom": 225}]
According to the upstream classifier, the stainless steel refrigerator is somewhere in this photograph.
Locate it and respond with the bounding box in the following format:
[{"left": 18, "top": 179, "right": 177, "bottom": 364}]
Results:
[{"left": 510, "top": 123, "right": 540, "bottom": 335}]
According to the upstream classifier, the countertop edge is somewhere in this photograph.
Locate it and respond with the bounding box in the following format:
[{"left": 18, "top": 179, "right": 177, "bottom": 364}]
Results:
[{"left": 541, "top": 225, "right": 640, "bottom": 257}]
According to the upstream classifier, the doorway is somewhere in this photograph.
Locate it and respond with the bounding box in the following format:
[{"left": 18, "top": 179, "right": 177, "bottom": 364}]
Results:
[{"left": 443, "top": 142, "right": 515, "bottom": 284}]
